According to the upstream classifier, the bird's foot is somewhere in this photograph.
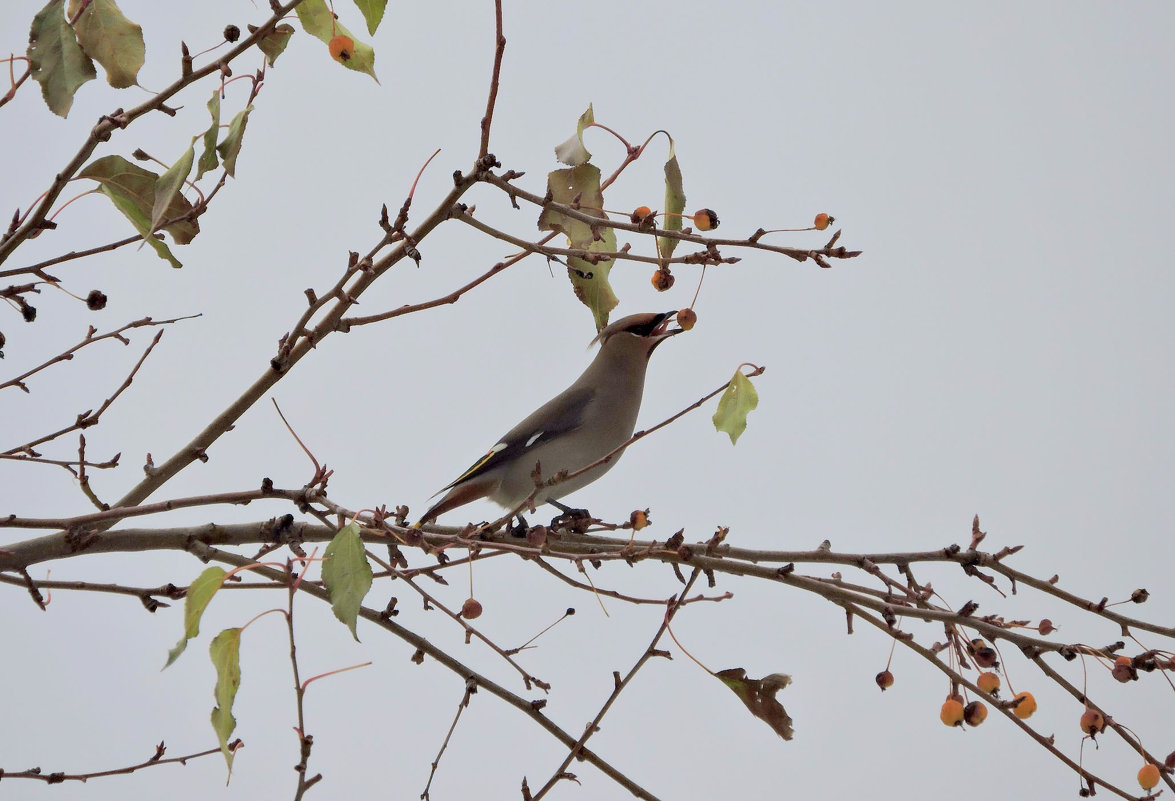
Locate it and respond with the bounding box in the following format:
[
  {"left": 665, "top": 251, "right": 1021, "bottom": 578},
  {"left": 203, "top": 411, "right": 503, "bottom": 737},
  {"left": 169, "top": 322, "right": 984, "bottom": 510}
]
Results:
[
  {"left": 508, "top": 514, "right": 530, "bottom": 538},
  {"left": 549, "top": 502, "right": 594, "bottom": 534}
]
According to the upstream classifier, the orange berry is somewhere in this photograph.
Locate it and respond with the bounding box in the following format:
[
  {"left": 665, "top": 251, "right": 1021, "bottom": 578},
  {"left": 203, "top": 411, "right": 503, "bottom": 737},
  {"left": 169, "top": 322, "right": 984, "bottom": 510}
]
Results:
[
  {"left": 460, "top": 598, "right": 483, "bottom": 619},
  {"left": 677, "top": 307, "right": 697, "bottom": 331},
  {"left": 964, "top": 700, "right": 987, "bottom": 727},
  {"left": 1079, "top": 707, "right": 1105, "bottom": 735},
  {"left": 875, "top": 670, "right": 894, "bottom": 691},
  {"left": 813, "top": 212, "right": 831, "bottom": 230},
  {"left": 1012, "top": 691, "right": 1037, "bottom": 719},
  {"left": 631, "top": 206, "right": 654, "bottom": 225},
  {"left": 940, "top": 698, "right": 965, "bottom": 727},
  {"left": 692, "top": 208, "right": 719, "bottom": 231},
  {"left": 629, "top": 509, "right": 649, "bottom": 530},
  {"left": 651, "top": 268, "right": 674, "bottom": 292},
  {"left": 329, "top": 34, "right": 354, "bottom": 62},
  {"left": 977, "top": 671, "right": 1001, "bottom": 695},
  {"left": 1138, "top": 763, "right": 1160, "bottom": 792}
]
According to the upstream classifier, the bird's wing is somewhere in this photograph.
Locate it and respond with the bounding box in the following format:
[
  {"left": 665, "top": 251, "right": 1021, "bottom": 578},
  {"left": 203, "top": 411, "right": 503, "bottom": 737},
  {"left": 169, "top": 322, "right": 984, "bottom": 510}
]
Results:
[{"left": 438, "top": 385, "right": 596, "bottom": 492}]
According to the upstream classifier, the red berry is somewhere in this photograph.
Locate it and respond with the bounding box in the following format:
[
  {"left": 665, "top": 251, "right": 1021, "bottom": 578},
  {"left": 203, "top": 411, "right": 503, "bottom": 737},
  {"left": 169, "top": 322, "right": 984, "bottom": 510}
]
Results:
[
  {"left": 1012, "top": 691, "right": 1037, "bottom": 719},
  {"left": 631, "top": 206, "right": 654, "bottom": 226},
  {"left": 875, "top": 670, "right": 894, "bottom": 691},
  {"left": 651, "top": 268, "right": 674, "bottom": 292},
  {"left": 976, "top": 671, "right": 1001, "bottom": 695},
  {"left": 1079, "top": 707, "right": 1105, "bottom": 735},
  {"left": 329, "top": 34, "right": 354, "bottom": 62},
  {"left": 692, "top": 209, "right": 719, "bottom": 231},
  {"left": 940, "top": 698, "right": 964, "bottom": 727},
  {"left": 1138, "top": 763, "right": 1160, "bottom": 791}
]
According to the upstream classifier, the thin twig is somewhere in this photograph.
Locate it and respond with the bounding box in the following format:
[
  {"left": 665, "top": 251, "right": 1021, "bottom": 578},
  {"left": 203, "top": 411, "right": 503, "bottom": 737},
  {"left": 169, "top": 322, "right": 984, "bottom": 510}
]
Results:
[
  {"left": 0, "top": 742, "right": 229, "bottom": 783},
  {"left": 477, "top": 0, "right": 506, "bottom": 159},
  {"left": 420, "top": 681, "right": 476, "bottom": 800},
  {"left": 530, "top": 569, "right": 701, "bottom": 800},
  {"left": 4, "top": 329, "right": 166, "bottom": 455}
]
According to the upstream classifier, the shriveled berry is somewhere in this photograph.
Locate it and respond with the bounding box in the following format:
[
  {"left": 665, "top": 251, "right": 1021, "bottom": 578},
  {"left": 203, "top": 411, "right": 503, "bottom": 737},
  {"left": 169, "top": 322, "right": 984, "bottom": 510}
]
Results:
[
  {"left": 875, "top": 670, "right": 894, "bottom": 691},
  {"left": 940, "top": 698, "right": 965, "bottom": 727},
  {"left": 329, "top": 34, "right": 355, "bottom": 62},
  {"left": 86, "top": 289, "right": 107, "bottom": 310},
  {"left": 1038, "top": 619, "right": 1055, "bottom": 635},
  {"left": 223, "top": 24, "right": 241, "bottom": 42},
  {"left": 677, "top": 308, "right": 697, "bottom": 331},
  {"left": 1112, "top": 655, "right": 1138, "bottom": 683},
  {"left": 964, "top": 700, "right": 988, "bottom": 727},
  {"left": 1137, "top": 763, "right": 1160, "bottom": 792},
  {"left": 1012, "top": 691, "right": 1037, "bottom": 719},
  {"left": 973, "top": 646, "right": 998, "bottom": 668},
  {"left": 692, "top": 208, "right": 719, "bottom": 231},
  {"left": 1080, "top": 707, "right": 1105, "bottom": 735},
  {"left": 629, "top": 509, "right": 650, "bottom": 530},
  {"left": 976, "top": 671, "right": 1001, "bottom": 695},
  {"left": 651, "top": 268, "right": 674, "bottom": 292},
  {"left": 460, "top": 598, "right": 482, "bottom": 619},
  {"left": 814, "top": 212, "right": 832, "bottom": 230}
]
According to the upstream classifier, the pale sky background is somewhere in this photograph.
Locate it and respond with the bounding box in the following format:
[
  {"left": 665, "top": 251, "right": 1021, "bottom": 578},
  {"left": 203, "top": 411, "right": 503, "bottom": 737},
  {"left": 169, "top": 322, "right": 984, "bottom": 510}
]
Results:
[{"left": 2, "top": 2, "right": 1173, "bottom": 800}]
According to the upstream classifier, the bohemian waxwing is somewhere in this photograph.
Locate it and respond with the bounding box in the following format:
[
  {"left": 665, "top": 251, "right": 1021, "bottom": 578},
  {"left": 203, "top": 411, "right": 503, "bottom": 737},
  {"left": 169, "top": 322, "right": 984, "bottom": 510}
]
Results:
[{"left": 417, "top": 311, "right": 683, "bottom": 526}]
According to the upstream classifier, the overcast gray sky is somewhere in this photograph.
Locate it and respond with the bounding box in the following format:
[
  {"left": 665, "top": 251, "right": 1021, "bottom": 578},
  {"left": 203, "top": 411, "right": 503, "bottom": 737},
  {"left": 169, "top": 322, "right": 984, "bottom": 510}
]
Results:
[{"left": 2, "top": 2, "right": 1172, "bottom": 800}]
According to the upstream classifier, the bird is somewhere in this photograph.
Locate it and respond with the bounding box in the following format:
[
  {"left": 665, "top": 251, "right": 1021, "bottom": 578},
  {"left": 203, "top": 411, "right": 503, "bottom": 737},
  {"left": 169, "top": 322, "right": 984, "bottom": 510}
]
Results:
[{"left": 416, "top": 310, "right": 683, "bottom": 528}]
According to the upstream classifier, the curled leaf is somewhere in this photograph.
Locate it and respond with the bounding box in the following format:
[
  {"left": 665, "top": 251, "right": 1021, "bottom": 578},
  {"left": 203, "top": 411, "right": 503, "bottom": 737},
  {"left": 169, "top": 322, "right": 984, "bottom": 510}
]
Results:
[
  {"left": 717, "top": 667, "right": 794, "bottom": 741},
  {"left": 712, "top": 370, "right": 759, "bottom": 444},
  {"left": 251, "top": 22, "right": 295, "bottom": 66},
  {"left": 659, "top": 142, "right": 685, "bottom": 260},
  {"left": 165, "top": 566, "right": 227, "bottom": 668},
  {"left": 554, "top": 104, "right": 594, "bottom": 166},
  {"left": 210, "top": 627, "right": 243, "bottom": 772},
  {"left": 539, "top": 163, "right": 617, "bottom": 329}
]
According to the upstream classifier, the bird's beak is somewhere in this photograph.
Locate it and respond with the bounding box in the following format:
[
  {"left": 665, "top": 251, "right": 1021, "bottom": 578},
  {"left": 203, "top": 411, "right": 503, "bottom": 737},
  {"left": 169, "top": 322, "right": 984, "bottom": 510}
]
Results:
[{"left": 653, "top": 310, "right": 684, "bottom": 338}]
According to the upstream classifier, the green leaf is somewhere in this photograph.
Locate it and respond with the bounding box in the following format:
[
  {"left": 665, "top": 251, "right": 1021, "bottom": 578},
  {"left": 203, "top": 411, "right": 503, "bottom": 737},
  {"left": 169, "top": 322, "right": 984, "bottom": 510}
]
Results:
[
  {"left": 68, "top": 0, "right": 144, "bottom": 89},
  {"left": 150, "top": 140, "right": 195, "bottom": 239},
  {"left": 717, "top": 668, "right": 794, "bottom": 741},
  {"left": 195, "top": 91, "right": 221, "bottom": 181},
  {"left": 78, "top": 154, "right": 200, "bottom": 245},
  {"left": 539, "top": 164, "right": 605, "bottom": 247},
  {"left": 567, "top": 231, "right": 618, "bottom": 332},
  {"left": 27, "top": 0, "right": 96, "bottom": 117},
  {"left": 210, "top": 627, "right": 243, "bottom": 771},
  {"left": 216, "top": 105, "right": 254, "bottom": 178},
  {"left": 712, "top": 370, "right": 759, "bottom": 445},
  {"left": 321, "top": 522, "right": 373, "bottom": 641},
  {"left": 97, "top": 186, "right": 181, "bottom": 268},
  {"left": 539, "top": 164, "right": 618, "bottom": 329},
  {"left": 352, "top": 0, "right": 387, "bottom": 35},
  {"left": 165, "top": 566, "right": 227, "bottom": 667},
  {"left": 251, "top": 22, "right": 295, "bottom": 66},
  {"left": 295, "top": 0, "right": 379, "bottom": 82},
  {"left": 659, "top": 141, "right": 685, "bottom": 260},
  {"left": 554, "top": 104, "right": 594, "bottom": 167}
]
